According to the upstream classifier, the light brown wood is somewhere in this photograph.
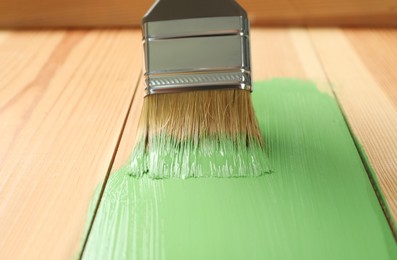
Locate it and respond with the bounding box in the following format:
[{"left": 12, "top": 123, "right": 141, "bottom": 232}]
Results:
[
  {"left": 1, "top": 28, "right": 397, "bottom": 258},
  {"left": 0, "top": 0, "right": 397, "bottom": 28},
  {"left": 112, "top": 78, "right": 145, "bottom": 170},
  {"left": 250, "top": 28, "right": 331, "bottom": 94},
  {"left": 343, "top": 29, "right": 397, "bottom": 109},
  {"left": 0, "top": 30, "right": 143, "bottom": 259},
  {"left": 309, "top": 28, "right": 397, "bottom": 225}
]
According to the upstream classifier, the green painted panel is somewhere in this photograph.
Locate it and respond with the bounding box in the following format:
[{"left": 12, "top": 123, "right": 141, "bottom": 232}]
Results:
[{"left": 82, "top": 79, "right": 396, "bottom": 260}]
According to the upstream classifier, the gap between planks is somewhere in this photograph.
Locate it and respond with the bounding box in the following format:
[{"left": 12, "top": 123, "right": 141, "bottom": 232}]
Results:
[
  {"left": 78, "top": 73, "right": 143, "bottom": 259},
  {"left": 0, "top": 30, "right": 143, "bottom": 259},
  {"left": 308, "top": 28, "right": 397, "bottom": 234}
]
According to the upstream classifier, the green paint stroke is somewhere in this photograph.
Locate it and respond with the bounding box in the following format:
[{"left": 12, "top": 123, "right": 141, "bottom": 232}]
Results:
[
  {"left": 130, "top": 134, "right": 271, "bottom": 179},
  {"left": 354, "top": 139, "right": 397, "bottom": 231},
  {"left": 82, "top": 79, "right": 396, "bottom": 260}
]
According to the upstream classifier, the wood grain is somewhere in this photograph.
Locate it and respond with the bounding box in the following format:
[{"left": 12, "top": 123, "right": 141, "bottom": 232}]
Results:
[
  {"left": 1, "top": 28, "right": 396, "bottom": 258},
  {"left": 0, "top": 30, "right": 142, "bottom": 259},
  {"left": 344, "top": 29, "right": 397, "bottom": 109},
  {"left": 250, "top": 28, "right": 331, "bottom": 94},
  {"left": 111, "top": 78, "right": 145, "bottom": 171},
  {"left": 309, "top": 28, "right": 397, "bottom": 226},
  {"left": 0, "top": 0, "right": 397, "bottom": 28}
]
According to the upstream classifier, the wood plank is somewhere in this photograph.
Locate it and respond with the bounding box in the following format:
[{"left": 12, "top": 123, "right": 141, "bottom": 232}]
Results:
[
  {"left": 309, "top": 28, "right": 397, "bottom": 226},
  {"left": 0, "top": 31, "right": 11, "bottom": 43},
  {"left": 0, "top": 31, "right": 66, "bottom": 163},
  {"left": 343, "top": 29, "right": 397, "bottom": 109},
  {"left": 251, "top": 28, "right": 331, "bottom": 94},
  {"left": 0, "top": 30, "right": 142, "bottom": 259},
  {"left": 82, "top": 28, "right": 396, "bottom": 259},
  {"left": 111, "top": 78, "right": 145, "bottom": 171},
  {"left": 0, "top": 0, "right": 397, "bottom": 28}
]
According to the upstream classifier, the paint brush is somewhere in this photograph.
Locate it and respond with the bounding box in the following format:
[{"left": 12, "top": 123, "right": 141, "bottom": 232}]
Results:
[{"left": 130, "top": 0, "right": 270, "bottom": 178}]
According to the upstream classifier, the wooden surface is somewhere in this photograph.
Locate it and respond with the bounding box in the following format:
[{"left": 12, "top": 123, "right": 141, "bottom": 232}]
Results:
[
  {"left": 0, "top": 30, "right": 143, "bottom": 259},
  {"left": 1, "top": 0, "right": 397, "bottom": 28},
  {"left": 0, "top": 28, "right": 396, "bottom": 258},
  {"left": 310, "top": 28, "right": 397, "bottom": 225}
]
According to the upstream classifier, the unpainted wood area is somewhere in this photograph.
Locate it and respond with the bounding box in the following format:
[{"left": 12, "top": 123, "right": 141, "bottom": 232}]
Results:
[
  {"left": 309, "top": 28, "right": 397, "bottom": 225},
  {"left": 0, "top": 28, "right": 396, "bottom": 259},
  {"left": 0, "top": 30, "right": 143, "bottom": 259},
  {"left": 0, "top": 0, "right": 397, "bottom": 28}
]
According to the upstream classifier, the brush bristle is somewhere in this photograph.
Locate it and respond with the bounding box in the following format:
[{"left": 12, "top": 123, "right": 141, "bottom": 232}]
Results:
[{"left": 129, "top": 89, "right": 271, "bottom": 178}]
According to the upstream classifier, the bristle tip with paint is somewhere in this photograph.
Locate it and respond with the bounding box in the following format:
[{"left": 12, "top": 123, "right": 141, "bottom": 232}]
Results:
[{"left": 129, "top": 89, "right": 271, "bottom": 179}]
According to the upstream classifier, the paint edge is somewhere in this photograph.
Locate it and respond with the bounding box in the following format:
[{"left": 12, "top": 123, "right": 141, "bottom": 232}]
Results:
[{"left": 352, "top": 135, "right": 397, "bottom": 238}]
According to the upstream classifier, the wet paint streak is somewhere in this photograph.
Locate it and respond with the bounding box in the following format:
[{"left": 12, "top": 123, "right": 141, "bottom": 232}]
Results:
[{"left": 82, "top": 79, "right": 397, "bottom": 260}]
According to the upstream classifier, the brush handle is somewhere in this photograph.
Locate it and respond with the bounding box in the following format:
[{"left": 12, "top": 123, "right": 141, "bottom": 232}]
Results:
[{"left": 143, "top": 0, "right": 247, "bottom": 23}]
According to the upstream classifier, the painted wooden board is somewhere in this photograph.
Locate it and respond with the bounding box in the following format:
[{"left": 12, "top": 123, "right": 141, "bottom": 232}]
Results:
[
  {"left": 1, "top": 0, "right": 397, "bottom": 28},
  {"left": 111, "top": 78, "right": 145, "bottom": 171},
  {"left": 1, "top": 28, "right": 396, "bottom": 259},
  {"left": 81, "top": 28, "right": 396, "bottom": 259},
  {"left": 309, "top": 28, "right": 397, "bottom": 230},
  {"left": 0, "top": 30, "right": 142, "bottom": 259}
]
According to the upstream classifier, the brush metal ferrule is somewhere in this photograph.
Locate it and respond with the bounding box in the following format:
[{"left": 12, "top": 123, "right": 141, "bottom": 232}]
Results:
[{"left": 143, "top": 14, "right": 252, "bottom": 95}]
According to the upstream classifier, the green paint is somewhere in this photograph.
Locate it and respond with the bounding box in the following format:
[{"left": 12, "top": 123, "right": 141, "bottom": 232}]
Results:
[
  {"left": 354, "top": 139, "right": 397, "bottom": 231},
  {"left": 130, "top": 134, "right": 271, "bottom": 179},
  {"left": 82, "top": 79, "right": 397, "bottom": 259}
]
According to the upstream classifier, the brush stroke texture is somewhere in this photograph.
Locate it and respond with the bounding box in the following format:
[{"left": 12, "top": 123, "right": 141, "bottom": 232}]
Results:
[{"left": 82, "top": 79, "right": 396, "bottom": 260}]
